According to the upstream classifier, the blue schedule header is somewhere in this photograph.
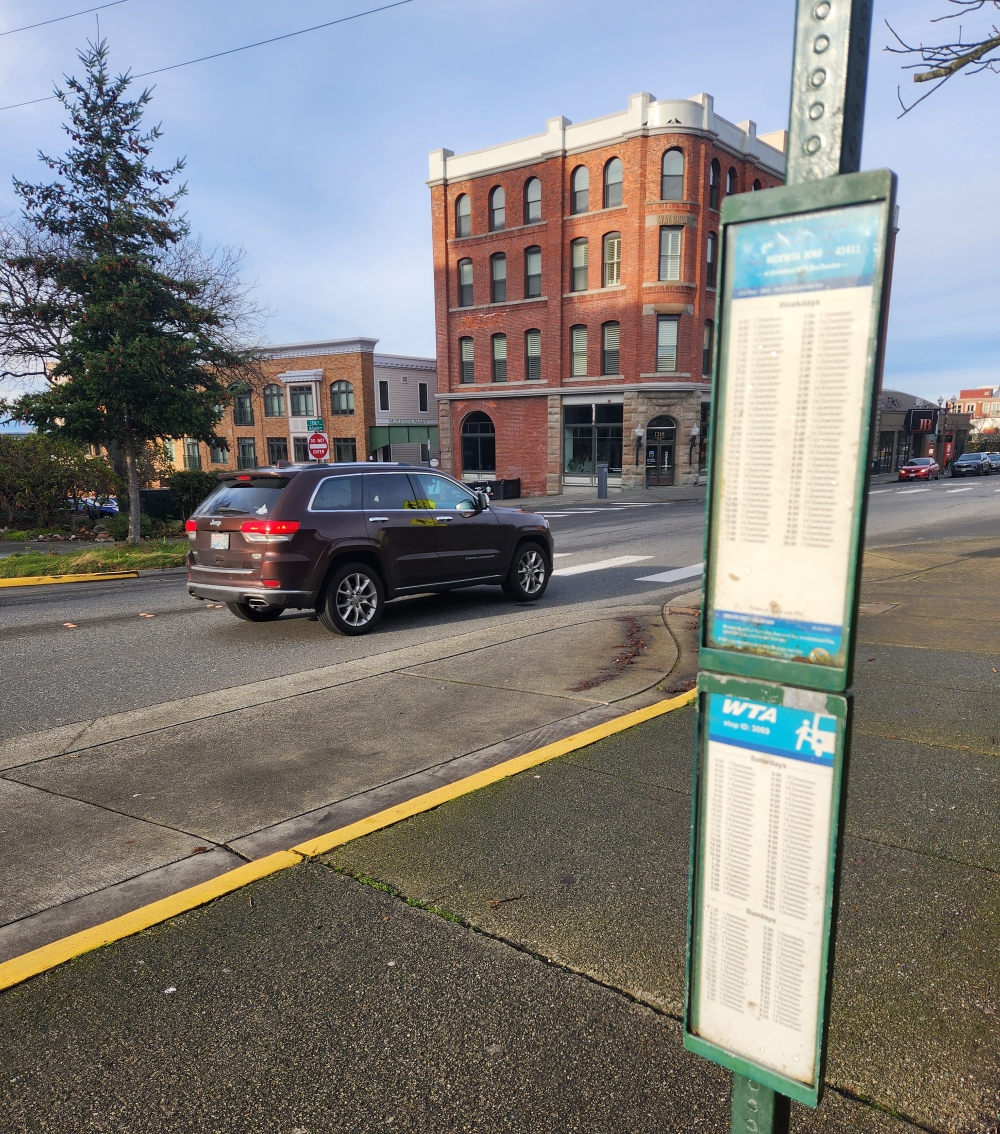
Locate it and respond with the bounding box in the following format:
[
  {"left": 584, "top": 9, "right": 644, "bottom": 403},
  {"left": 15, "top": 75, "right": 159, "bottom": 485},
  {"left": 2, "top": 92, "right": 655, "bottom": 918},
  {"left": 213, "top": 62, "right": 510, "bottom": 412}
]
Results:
[
  {"left": 708, "top": 692, "right": 837, "bottom": 767},
  {"left": 731, "top": 201, "right": 881, "bottom": 298},
  {"left": 712, "top": 611, "right": 843, "bottom": 666}
]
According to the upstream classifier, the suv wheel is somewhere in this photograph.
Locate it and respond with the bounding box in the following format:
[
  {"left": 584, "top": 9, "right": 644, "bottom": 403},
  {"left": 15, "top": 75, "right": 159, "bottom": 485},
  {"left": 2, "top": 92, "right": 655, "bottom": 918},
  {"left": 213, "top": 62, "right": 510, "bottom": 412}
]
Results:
[
  {"left": 318, "top": 562, "right": 385, "bottom": 636},
  {"left": 502, "top": 541, "right": 550, "bottom": 602},
  {"left": 226, "top": 601, "right": 284, "bottom": 622}
]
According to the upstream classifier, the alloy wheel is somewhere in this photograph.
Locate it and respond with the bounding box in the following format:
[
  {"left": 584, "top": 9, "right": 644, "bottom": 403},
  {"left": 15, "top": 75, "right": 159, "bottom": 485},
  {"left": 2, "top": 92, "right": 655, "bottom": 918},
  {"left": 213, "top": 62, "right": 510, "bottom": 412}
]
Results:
[
  {"left": 336, "top": 573, "right": 378, "bottom": 627},
  {"left": 517, "top": 549, "right": 546, "bottom": 595}
]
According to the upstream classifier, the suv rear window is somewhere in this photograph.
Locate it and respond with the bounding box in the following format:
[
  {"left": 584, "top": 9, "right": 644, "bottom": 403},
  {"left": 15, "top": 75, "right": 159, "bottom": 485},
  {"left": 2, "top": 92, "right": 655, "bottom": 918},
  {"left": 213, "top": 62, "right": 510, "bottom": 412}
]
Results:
[{"left": 195, "top": 477, "right": 291, "bottom": 517}]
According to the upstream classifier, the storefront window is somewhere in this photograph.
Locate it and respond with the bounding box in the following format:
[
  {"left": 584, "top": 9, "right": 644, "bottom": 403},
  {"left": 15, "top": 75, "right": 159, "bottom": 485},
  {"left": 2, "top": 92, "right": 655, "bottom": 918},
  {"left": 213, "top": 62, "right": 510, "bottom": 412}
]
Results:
[{"left": 563, "top": 404, "right": 623, "bottom": 477}]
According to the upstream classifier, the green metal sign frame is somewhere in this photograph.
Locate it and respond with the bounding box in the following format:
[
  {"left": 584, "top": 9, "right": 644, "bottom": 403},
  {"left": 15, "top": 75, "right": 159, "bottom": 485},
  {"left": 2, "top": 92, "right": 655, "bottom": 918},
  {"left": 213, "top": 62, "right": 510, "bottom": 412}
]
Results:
[
  {"left": 699, "top": 168, "right": 897, "bottom": 693},
  {"left": 683, "top": 671, "right": 852, "bottom": 1108}
]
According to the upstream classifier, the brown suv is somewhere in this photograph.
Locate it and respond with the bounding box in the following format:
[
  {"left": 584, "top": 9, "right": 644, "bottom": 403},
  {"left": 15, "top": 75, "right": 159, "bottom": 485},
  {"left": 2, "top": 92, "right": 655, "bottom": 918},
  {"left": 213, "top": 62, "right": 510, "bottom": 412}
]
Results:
[{"left": 185, "top": 463, "right": 554, "bottom": 635}]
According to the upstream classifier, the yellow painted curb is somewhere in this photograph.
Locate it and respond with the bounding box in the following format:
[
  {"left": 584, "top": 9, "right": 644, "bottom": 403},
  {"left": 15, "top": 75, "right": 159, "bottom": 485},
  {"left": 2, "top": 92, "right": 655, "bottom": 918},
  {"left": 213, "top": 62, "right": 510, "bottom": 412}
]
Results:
[
  {"left": 0, "top": 571, "right": 139, "bottom": 587},
  {"left": 292, "top": 687, "right": 698, "bottom": 857},
  {"left": 0, "top": 852, "right": 302, "bottom": 993},
  {"left": 0, "top": 688, "right": 697, "bottom": 994}
]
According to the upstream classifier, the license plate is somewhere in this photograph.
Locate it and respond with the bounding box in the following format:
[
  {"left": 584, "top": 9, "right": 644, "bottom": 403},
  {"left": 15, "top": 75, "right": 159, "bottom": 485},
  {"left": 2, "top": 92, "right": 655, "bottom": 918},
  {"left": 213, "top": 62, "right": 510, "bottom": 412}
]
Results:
[{"left": 210, "top": 532, "right": 230, "bottom": 550}]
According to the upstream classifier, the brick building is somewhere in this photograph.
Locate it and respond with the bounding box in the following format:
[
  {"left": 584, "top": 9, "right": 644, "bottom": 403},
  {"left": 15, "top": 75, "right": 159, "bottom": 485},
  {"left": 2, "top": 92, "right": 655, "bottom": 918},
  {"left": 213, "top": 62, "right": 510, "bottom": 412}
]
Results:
[
  {"left": 956, "top": 386, "right": 1000, "bottom": 420},
  {"left": 428, "top": 92, "right": 785, "bottom": 496},
  {"left": 169, "top": 338, "right": 438, "bottom": 473}
]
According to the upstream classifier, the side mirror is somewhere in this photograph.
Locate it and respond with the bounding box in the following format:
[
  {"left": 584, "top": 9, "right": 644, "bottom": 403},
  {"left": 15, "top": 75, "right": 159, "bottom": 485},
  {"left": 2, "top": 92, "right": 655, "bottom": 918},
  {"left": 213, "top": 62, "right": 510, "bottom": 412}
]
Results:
[{"left": 475, "top": 490, "right": 490, "bottom": 512}]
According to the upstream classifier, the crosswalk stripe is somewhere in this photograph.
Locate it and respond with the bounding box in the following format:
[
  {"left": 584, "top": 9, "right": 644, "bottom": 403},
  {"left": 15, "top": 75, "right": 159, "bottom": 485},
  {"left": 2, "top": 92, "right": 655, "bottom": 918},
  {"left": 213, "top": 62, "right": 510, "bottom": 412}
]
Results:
[
  {"left": 635, "top": 562, "right": 705, "bottom": 584},
  {"left": 552, "top": 555, "right": 653, "bottom": 577}
]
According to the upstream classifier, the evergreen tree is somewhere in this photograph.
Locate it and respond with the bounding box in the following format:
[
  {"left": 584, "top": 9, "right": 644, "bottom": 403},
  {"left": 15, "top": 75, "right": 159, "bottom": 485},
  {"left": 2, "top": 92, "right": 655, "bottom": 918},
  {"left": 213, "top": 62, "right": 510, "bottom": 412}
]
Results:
[{"left": 7, "top": 41, "right": 259, "bottom": 543}]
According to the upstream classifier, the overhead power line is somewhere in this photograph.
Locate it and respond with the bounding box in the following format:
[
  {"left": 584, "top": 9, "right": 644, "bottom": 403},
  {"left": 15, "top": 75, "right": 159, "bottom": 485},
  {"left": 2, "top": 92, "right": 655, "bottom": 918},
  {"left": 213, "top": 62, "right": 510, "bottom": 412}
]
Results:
[
  {"left": 1, "top": 0, "right": 133, "bottom": 38},
  {"left": 0, "top": 0, "right": 416, "bottom": 112}
]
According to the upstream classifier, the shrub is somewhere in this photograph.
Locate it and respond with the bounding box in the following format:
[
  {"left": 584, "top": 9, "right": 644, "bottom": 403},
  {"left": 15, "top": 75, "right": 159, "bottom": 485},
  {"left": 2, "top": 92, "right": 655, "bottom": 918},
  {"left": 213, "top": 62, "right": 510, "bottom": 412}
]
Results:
[
  {"left": 170, "top": 470, "right": 219, "bottom": 518},
  {"left": 3, "top": 530, "right": 31, "bottom": 540},
  {"left": 108, "top": 512, "right": 152, "bottom": 540}
]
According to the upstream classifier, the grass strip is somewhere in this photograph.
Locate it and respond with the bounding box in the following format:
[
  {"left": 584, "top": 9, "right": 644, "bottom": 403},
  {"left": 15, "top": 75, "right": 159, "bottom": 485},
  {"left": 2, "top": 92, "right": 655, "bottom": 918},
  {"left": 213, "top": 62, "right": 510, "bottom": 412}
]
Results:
[{"left": 0, "top": 542, "right": 188, "bottom": 578}]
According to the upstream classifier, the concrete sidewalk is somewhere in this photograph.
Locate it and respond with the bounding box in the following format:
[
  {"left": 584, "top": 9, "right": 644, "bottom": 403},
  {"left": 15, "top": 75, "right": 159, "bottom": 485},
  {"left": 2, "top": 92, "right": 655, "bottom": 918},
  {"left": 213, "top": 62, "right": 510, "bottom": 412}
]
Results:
[{"left": 2, "top": 538, "right": 999, "bottom": 1131}]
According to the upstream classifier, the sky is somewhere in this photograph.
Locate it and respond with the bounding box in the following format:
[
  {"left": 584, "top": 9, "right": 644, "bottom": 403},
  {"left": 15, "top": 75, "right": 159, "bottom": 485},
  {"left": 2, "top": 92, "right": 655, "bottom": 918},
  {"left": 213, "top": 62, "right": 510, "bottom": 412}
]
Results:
[{"left": 0, "top": 0, "right": 997, "bottom": 420}]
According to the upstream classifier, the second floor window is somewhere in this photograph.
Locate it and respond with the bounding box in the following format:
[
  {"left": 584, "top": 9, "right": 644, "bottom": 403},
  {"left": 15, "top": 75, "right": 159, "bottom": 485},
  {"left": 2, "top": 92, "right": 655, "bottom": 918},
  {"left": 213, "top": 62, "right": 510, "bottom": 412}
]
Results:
[
  {"left": 492, "top": 334, "right": 507, "bottom": 382},
  {"left": 656, "top": 315, "right": 678, "bottom": 373},
  {"left": 524, "top": 177, "right": 542, "bottom": 223},
  {"left": 709, "top": 159, "right": 720, "bottom": 210},
  {"left": 237, "top": 437, "right": 257, "bottom": 470},
  {"left": 232, "top": 386, "right": 254, "bottom": 426},
  {"left": 459, "top": 337, "right": 474, "bottom": 383},
  {"left": 571, "top": 238, "right": 588, "bottom": 292},
  {"left": 184, "top": 438, "right": 202, "bottom": 470},
  {"left": 706, "top": 232, "right": 718, "bottom": 288},
  {"left": 727, "top": 167, "right": 737, "bottom": 195},
  {"left": 659, "top": 226, "right": 682, "bottom": 281},
  {"left": 489, "top": 186, "right": 505, "bottom": 231},
  {"left": 525, "top": 329, "right": 541, "bottom": 380},
  {"left": 525, "top": 246, "right": 542, "bottom": 298},
  {"left": 571, "top": 165, "right": 589, "bottom": 214},
  {"left": 210, "top": 440, "right": 228, "bottom": 465},
  {"left": 661, "top": 149, "right": 684, "bottom": 200},
  {"left": 603, "top": 232, "right": 622, "bottom": 286},
  {"left": 263, "top": 383, "right": 284, "bottom": 417},
  {"left": 418, "top": 382, "right": 428, "bottom": 412},
  {"left": 570, "top": 324, "right": 588, "bottom": 377},
  {"left": 602, "top": 322, "right": 620, "bottom": 376},
  {"left": 603, "top": 157, "right": 623, "bottom": 208},
  {"left": 455, "top": 193, "right": 471, "bottom": 237},
  {"left": 378, "top": 380, "right": 390, "bottom": 411},
  {"left": 491, "top": 253, "right": 507, "bottom": 302},
  {"left": 330, "top": 380, "right": 354, "bottom": 415},
  {"left": 458, "top": 258, "right": 473, "bottom": 307},
  {"left": 289, "top": 385, "right": 313, "bottom": 417},
  {"left": 752, "top": 178, "right": 762, "bottom": 191},
  {"left": 703, "top": 320, "right": 714, "bottom": 376}
]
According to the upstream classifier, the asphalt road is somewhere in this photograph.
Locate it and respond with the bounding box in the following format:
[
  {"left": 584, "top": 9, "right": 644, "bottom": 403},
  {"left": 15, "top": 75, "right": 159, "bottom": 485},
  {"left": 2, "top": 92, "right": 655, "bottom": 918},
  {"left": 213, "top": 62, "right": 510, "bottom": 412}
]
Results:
[{"left": 1, "top": 482, "right": 996, "bottom": 743}]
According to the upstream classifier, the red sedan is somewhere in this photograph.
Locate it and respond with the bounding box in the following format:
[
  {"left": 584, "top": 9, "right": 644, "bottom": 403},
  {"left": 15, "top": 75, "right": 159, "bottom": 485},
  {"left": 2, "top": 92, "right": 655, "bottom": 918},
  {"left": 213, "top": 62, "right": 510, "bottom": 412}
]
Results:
[{"left": 898, "top": 457, "right": 940, "bottom": 481}]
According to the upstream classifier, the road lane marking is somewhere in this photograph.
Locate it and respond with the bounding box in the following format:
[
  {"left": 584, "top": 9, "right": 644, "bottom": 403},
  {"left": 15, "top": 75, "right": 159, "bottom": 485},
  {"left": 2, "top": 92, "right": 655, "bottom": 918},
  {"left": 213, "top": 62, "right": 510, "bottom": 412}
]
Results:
[
  {"left": 552, "top": 555, "right": 653, "bottom": 576},
  {"left": 636, "top": 562, "right": 705, "bottom": 584},
  {"left": 946, "top": 487, "right": 975, "bottom": 493},
  {"left": 552, "top": 554, "right": 572, "bottom": 558},
  {"left": 897, "top": 488, "right": 931, "bottom": 494},
  {"left": 539, "top": 510, "right": 602, "bottom": 516},
  {"left": 869, "top": 489, "right": 893, "bottom": 494}
]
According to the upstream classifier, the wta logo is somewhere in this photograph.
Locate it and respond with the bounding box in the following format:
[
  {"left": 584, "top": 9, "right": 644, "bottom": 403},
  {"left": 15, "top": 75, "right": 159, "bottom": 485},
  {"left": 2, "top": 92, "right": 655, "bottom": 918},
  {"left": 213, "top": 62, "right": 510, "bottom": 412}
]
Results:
[{"left": 721, "top": 698, "right": 778, "bottom": 723}]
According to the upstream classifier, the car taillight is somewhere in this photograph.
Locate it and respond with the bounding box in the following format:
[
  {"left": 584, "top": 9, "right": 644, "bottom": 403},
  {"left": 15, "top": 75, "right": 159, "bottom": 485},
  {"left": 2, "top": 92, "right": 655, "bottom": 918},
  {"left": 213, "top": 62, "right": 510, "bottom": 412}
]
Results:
[
  {"left": 240, "top": 520, "right": 300, "bottom": 543},
  {"left": 261, "top": 579, "right": 281, "bottom": 588},
  {"left": 185, "top": 519, "right": 197, "bottom": 540}
]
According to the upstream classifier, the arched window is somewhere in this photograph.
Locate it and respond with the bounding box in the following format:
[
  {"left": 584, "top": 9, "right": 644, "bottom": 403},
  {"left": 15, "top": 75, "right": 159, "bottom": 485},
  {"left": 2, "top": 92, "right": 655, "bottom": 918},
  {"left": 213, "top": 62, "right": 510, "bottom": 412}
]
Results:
[
  {"left": 709, "top": 159, "right": 721, "bottom": 210},
  {"left": 752, "top": 178, "right": 762, "bottom": 191},
  {"left": 525, "top": 329, "right": 541, "bottom": 380},
  {"left": 490, "top": 253, "right": 507, "bottom": 302},
  {"left": 458, "top": 258, "right": 473, "bottom": 307},
  {"left": 263, "top": 383, "right": 285, "bottom": 418},
  {"left": 726, "top": 167, "right": 737, "bottom": 195},
  {"left": 570, "top": 324, "right": 588, "bottom": 376},
  {"left": 570, "top": 166, "right": 589, "bottom": 214},
  {"left": 661, "top": 149, "right": 684, "bottom": 201},
  {"left": 603, "top": 232, "right": 622, "bottom": 287},
  {"left": 706, "top": 232, "right": 718, "bottom": 288},
  {"left": 489, "top": 186, "right": 505, "bottom": 231},
  {"left": 459, "top": 337, "right": 474, "bottom": 383},
  {"left": 703, "top": 321, "right": 714, "bottom": 376},
  {"left": 647, "top": 415, "right": 677, "bottom": 441},
  {"left": 462, "top": 411, "right": 496, "bottom": 476},
  {"left": 524, "top": 177, "right": 542, "bottom": 224},
  {"left": 570, "top": 238, "right": 588, "bottom": 292},
  {"left": 524, "top": 246, "right": 542, "bottom": 298},
  {"left": 491, "top": 334, "right": 507, "bottom": 383},
  {"left": 330, "top": 380, "right": 354, "bottom": 415},
  {"left": 231, "top": 383, "right": 254, "bottom": 426},
  {"left": 602, "top": 322, "right": 620, "bottom": 376},
  {"left": 603, "top": 158, "right": 623, "bottom": 208},
  {"left": 455, "top": 193, "right": 471, "bottom": 238}
]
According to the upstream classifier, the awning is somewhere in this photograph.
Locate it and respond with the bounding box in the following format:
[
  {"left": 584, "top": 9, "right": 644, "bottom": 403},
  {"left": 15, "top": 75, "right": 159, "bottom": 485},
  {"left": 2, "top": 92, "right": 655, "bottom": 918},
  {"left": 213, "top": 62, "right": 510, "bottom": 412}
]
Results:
[{"left": 370, "top": 426, "right": 439, "bottom": 449}]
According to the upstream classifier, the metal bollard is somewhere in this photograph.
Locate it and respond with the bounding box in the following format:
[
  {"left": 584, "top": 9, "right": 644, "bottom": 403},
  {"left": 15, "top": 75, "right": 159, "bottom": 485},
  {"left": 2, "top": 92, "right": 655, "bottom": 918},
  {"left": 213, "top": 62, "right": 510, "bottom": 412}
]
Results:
[{"left": 596, "top": 463, "right": 608, "bottom": 499}]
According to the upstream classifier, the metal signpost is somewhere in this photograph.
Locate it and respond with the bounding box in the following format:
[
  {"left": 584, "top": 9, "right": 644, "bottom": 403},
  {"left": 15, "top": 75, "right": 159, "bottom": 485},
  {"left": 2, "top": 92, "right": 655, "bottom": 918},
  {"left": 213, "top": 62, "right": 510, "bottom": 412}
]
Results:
[{"left": 684, "top": 1, "right": 894, "bottom": 1129}]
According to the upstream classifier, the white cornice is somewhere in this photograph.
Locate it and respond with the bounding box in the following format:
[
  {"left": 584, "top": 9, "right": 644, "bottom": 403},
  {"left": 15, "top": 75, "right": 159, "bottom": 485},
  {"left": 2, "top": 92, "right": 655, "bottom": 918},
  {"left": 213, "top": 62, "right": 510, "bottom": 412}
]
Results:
[
  {"left": 373, "top": 354, "right": 437, "bottom": 372},
  {"left": 260, "top": 337, "right": 380, "bottom": 359}
]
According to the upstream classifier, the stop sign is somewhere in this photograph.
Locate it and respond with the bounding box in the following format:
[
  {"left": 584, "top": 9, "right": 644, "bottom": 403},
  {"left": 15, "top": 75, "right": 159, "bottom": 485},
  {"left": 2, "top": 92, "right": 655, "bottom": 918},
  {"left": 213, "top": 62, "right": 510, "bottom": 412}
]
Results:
[{"left": 307, "top": 432, "right": 329, "bottom": 460}]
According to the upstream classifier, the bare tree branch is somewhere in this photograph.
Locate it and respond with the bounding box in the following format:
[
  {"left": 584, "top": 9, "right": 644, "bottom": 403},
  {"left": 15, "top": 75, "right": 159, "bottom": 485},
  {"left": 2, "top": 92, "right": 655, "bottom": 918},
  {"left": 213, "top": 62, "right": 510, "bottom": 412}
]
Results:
[{"left": 885, "top": 1, "right": 1000, "bottom": 113}]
